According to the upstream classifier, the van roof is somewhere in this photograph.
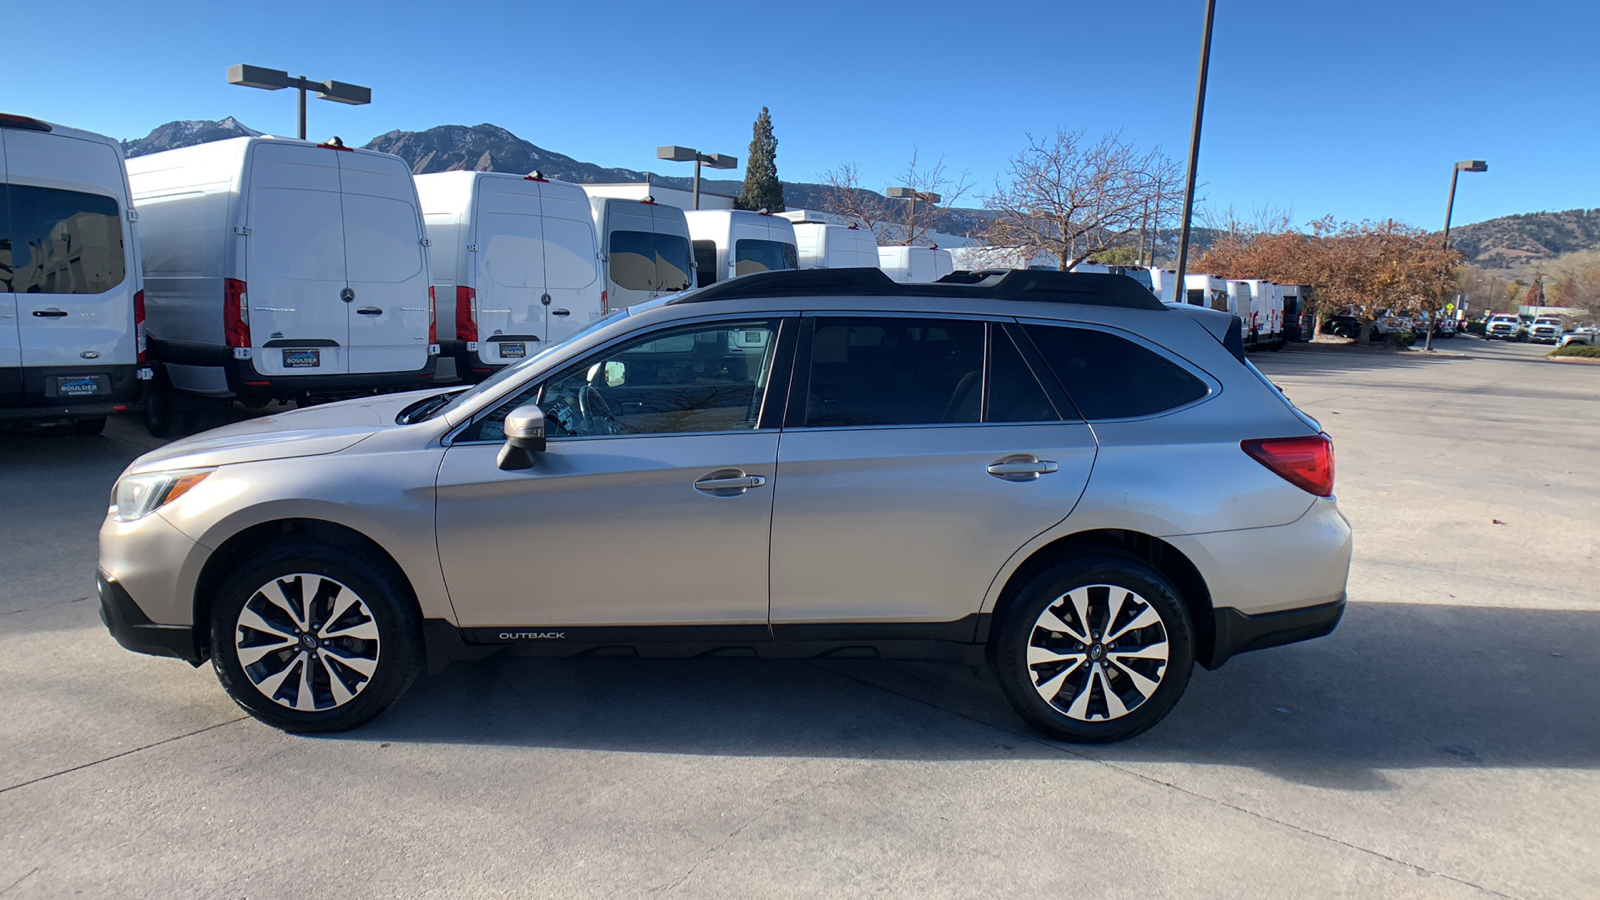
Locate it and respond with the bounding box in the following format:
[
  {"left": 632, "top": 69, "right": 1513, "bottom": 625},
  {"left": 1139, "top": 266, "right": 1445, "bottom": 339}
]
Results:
[{"left": 0, "top": 114, "right": 122, "bottom": 151}]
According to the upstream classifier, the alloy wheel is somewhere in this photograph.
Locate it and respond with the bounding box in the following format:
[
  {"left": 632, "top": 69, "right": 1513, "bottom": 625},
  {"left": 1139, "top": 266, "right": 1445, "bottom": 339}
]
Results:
[
  {"left": 1026, "top": 584, "right": 1170, "bottom": 721},
  {"left": 234, "top": 574, "right": 381, "bottom": 712}
]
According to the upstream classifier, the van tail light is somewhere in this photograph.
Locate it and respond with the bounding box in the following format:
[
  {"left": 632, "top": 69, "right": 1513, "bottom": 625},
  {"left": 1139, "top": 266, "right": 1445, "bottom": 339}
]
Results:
[
  {"left": 223, "top": 278, "right": 251, "bottom": 348},
  {"left": 428, "top": 286, "right": 438, "bottom": 343},
  {"left": 600, "top": 289, "right": 608, "bottom": 315},
  {"left": 1242, "top": 434, "right": 1334, "bottom": 498},
  {"left": 455, "top": 285, "right": 477, "bottom": 342},
  {"left": 133, "top": 289, "right": 147, "bottom": 363}
]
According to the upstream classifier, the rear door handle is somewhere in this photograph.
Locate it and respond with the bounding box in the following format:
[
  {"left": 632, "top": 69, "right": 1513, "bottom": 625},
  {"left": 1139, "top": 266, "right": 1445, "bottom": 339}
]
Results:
[
  {"left": 356, "top": 307, "right": 383, "bottom": 316},
  {"left": 32, "top": 309, "right": 69, "bottom": 318},
  {"left": 550, "top": 308, "right": 571, "bottom": 317},
  {"left": 694, "top": 469, "right": 768, "bottom": 496},
  {"left": 987, "top": 455, "right": 1059, "bottom": 481}
]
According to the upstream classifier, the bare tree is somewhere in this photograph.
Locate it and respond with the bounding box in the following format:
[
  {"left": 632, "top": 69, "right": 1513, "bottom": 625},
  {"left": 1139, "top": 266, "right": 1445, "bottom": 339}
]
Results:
[
  {"left": 819, "top": 151, "right": 972, "bottom": 247},
  {"left": 982, "top": 129, "right": 1182, "bottom": 270}
]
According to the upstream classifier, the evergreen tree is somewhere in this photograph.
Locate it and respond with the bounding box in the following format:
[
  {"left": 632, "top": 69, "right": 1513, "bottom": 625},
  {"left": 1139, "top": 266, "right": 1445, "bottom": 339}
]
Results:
[{"left": 735, "top": 107, "right": 784, "bottom": 212}]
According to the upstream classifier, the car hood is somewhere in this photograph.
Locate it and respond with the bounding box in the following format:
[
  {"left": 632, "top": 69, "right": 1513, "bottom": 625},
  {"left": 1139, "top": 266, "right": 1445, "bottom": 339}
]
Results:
[{"left": 125, "top": 391, "right": 434, "bottom": 475}]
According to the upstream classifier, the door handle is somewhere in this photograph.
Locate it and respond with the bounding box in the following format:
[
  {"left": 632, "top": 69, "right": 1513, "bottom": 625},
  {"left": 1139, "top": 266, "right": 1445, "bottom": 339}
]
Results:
[
  {"left": 550, "top": 308, "right": 570, "bottom": 317},
  {"left": 356, "top": 307, "right": 383, "bottom": 316},
  {"left": 987, "top": 455, "right": 1059, "bottom": 482},
  {"left": 32, "top": 309, "right": 69, "bottom": 318},
  {"left": 693, "top": 469, "right": 767, "bottom": 496}
]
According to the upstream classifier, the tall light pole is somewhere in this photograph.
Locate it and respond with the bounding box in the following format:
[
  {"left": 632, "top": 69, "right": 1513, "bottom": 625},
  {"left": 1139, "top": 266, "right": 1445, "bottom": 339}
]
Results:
[
  {"left": 1430, "top": 159, "right": 1488, "bottom": 350},
  {"left": 657, "top": 146, "right": 738, "bottom": 210},
  {"left": 1172, "top": 0, "right": 1217, "bottom": 304},
  {"left": 227, "top": 64, "right": 371, "bottom": 140},
  {"left": 886, "top": 187, "right": 941, "bottom": 245}
]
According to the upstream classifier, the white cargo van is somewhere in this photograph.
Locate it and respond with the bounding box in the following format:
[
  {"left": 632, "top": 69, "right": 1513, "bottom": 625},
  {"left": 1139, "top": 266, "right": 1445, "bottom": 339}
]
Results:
[
  {"left": 792, "top": 222, "right": 879, "bottom": 270},
  {"left": 1183, "top": 273, "right": 1229, "bottom": 313},
  {"left": 583, "top": 190, "right": 695, "bottom": 309},
  {"left": 684, "top": 209, "right": 799, "bottom": 288},
  {"left": 0, "top": 114, "right": 147, "bottom": 435},
  {"left": 128, "top": 137, "right": 437, "bottom": 432},
  {"left": 1149, "top": 268, "right": 1178, "bottom": 303},
  {"left": 1245, "top": 280, "right": 1284, "bottom": 350},
  {"left": 877, "top": 245, "right": 955, "bottom": 283},
  {"left": 416, "top": 171, "right": 602, "bottom": 381}
]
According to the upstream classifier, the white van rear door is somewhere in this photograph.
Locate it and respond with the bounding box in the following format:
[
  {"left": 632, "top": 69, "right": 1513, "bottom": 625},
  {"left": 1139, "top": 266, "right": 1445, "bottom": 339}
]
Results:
[
  {"left": 336, "top": 150, "right": 430, "bottom": 375},
  {"left": 0, "top": 133, "right": 18, "bottom": 375},
  {"left": 537, "top": 185, "right": 602, "bottom": 342},
  {"left": 246, "top": 142, "right": 349, "bottom": 375},
  {"left": 5, "top": 129, "right": 136, "bottom": 372},
  {"left": 601, "top": 202, "right": 658, "bottom": 309},
  {"left": 474, "top": 179, "right": 546, "bottom": 364}
]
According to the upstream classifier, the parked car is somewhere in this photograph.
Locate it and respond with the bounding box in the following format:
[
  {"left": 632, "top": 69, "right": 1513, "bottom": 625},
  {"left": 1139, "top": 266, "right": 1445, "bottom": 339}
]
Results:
[
  {"left": 128, "top": 137, "right": 439, "bottom": 435},
  {"left": 1, "top": 113, "right": 147, "bottom": 435},
  {"left": 416, "top": 171, "right": 604, "bottom": 382},
  {"left": 1484, "top": 314, "right": 1527, "bottom": 341},
  {"left": 98, "top": 268, "right": 1352, "bottom": 744},
  {"left": 1559, "top": 327, "right": 1597, "bottom": 348},
  {"left": 1327, "top": 314, "right": 1391, "bottom": 341},
  {"left": 1528, "top": 316, "right": 1566, "bottom": 344}
]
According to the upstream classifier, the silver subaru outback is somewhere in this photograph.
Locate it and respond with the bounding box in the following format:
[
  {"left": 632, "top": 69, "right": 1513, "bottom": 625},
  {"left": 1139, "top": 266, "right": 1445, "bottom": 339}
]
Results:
[{"left": 99, "top": 269, "right": 1351, "bottom": 743}]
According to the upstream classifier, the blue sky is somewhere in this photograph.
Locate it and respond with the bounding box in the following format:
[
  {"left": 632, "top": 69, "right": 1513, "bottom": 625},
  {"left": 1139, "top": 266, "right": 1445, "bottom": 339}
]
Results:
[{"left": 5, "top": 0, "right": 1595, "bottom": 230}]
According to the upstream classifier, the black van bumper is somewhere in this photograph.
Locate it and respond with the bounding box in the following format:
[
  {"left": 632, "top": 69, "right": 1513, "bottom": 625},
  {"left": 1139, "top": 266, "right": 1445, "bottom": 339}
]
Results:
[
  {"left": 224, "top": 355, "right": 439, "bottom": 398},
  {"left": 1203, "top": 596, "right": 1345, "bottom": 669},
  {"left": 0, "top": 364, "right": 145, "bottom": 421},
  {"left": 96, "top": 570, "right": 203, "bottom": 665}
]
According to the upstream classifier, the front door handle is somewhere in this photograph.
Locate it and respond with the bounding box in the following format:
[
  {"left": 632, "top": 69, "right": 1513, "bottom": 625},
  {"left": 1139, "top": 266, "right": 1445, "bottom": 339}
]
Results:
[
  {"left": 356, "top": 307, "right": 383, "bottom": 316},
  {"left": 694, "top": 469, "right": 768, "bottom": 497},
  {"left": 32, "top": 308, "right": 69, "bottom": 318},
  {"left": 987, "top": 454, "right": 1059, "bottom": 482}
]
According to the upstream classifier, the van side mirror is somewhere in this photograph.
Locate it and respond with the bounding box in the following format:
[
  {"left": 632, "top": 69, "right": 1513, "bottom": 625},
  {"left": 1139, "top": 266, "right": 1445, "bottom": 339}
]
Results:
[{"left": 496, "top": 404, "right": 546, "bottom": 471}]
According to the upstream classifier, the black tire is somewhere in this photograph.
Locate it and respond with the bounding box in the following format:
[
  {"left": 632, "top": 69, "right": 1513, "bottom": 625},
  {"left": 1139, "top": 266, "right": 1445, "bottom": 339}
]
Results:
[
  {"left": 144, "top": 368, "right": 187, "bottom": 438},
  {"left": 210, "top": 538, "right": 423, "bottom": 733},
  {"left": 993, "top": 551, "right": 1195, "bottom": 743},
  {"left": 71, "top": 416, "right": 107, "bottom": 436}
]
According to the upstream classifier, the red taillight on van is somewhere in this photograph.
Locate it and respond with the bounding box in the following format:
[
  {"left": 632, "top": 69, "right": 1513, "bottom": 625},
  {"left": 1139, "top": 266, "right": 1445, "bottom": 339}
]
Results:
[
  {"left": 1242, "top": 434, "right": 1335, "bottom": 497},
  {"left": 455, "top": 285, "right": 477, "bottom": 342},
  {"left": 428, "top": 286, "right": 438, "bottom": 344},
  {"left": 133, "top": 289, "right": 147, "bottom": 363},
  {"left": 600, "top": 290, "right": 608, "bottom": 315},
  {"left": 224, "top": 278, "right": 251, "bottom": 348}
]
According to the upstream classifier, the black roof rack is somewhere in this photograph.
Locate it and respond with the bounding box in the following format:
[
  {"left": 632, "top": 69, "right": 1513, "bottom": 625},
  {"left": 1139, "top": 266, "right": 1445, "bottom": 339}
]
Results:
[{"left": 669, "top": 267, "right": 1165, "bottom": 311}]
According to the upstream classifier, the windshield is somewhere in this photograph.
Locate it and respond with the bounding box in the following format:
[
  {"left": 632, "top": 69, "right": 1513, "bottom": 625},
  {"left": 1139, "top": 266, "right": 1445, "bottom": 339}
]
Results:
[{"left": 419, "top": 308, "right": 629, "bottom": 422}]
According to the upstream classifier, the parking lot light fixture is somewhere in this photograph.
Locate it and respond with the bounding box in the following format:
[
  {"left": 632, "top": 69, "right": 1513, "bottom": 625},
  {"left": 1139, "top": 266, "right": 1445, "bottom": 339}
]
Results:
[
  {"left": 886, "top": 186, "right": 941, "bottom": 245},
  {"left": 227, "top": 64, "right": 371, "bottom": 141},
  {"left": 657, "top": 146, "right": 738, "bottom": 210},
  {"left": 1432, "top": 159, "right": 1488, "bottom": 351}
]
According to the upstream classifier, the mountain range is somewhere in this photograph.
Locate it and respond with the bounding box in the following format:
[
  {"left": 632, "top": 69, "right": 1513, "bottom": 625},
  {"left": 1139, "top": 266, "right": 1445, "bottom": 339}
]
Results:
[{"left": 120, "top": 118, "right": 1596, "bottom": 271}]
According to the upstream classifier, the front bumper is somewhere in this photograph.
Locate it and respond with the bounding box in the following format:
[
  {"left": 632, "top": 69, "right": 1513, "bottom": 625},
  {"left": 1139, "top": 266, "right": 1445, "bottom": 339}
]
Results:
[
  {"left": 1204, "top": 595, "right": 1345, "bottom": 668},
  {"left": 97, "top": 569, "right": 203, "bottom": 664}
]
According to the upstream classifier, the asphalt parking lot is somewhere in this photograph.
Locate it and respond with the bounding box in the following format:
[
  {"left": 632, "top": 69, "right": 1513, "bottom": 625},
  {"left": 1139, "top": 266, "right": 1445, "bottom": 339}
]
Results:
[{"left": 2, "top": 336, "right": 1596, "bottom": 899}]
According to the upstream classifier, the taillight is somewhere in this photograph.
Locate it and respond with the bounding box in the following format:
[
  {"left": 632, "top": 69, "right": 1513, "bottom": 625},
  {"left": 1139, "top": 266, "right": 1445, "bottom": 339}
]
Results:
[
  {"left": 1242, "top": 435, "right": 1334, "bottom": 498},
  {"left": 223, "top": 278, "right": 251, "bottom": 348},
  {"left": 428, "top": 286, "right": 438, "bottom": 344},
  {"left": 133, "top": 289, "right": 147, "bottom": 363},
  {"left": 600, "top": 289, "right": 608, "bottom": 315},
  {"left": 455, "top": 285, "right": 477, "bottom": 342}
]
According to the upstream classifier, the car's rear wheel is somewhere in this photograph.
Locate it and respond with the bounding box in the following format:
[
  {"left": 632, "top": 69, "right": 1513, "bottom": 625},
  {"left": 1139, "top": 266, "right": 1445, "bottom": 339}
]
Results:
[
  {"left": 211, "top": 539, "right": 422, "bottom": 733},
  {"left": 993, "top": 552, "right": 1194, "bottom": 743}
]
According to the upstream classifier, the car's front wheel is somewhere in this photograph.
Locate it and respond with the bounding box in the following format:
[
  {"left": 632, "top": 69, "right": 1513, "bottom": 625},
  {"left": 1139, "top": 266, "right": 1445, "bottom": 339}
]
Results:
[
  {"left": 210, "top": 538, "right": 422, "bottom": 732},
  {"left": 993, "top": 552, "right": 1195, "bottom": 743}
]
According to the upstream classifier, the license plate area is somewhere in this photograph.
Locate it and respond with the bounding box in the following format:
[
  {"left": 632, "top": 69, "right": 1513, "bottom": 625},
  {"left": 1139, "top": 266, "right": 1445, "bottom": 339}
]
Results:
[
  {"left": 53, "top": 374, "right": 109, "bottom": 397},
  {"left": 499, "top": 342, "right": 526, "bottom": 359},
  {"left": 282, "top": 349, "right": 321, "bottom": 368}
]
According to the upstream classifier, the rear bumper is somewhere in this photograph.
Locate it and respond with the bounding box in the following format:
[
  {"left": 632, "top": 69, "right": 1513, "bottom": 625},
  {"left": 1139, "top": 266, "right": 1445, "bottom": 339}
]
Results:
[
  {"left": 226, "top": 355, "right": 438, "bottom": 397},
  {"left": 97, "top": 569, "right": 203, "bottom": 665},
  {"left": 0, "top": 364, "right": 144, "bottom": 421},
  {"left": 1203, "top": 595, "right": 1345, "bottom": 668}
]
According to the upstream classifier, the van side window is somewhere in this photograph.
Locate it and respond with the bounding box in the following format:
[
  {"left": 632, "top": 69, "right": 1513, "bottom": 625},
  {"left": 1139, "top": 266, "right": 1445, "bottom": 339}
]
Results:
[
  {"left": 803, "top": 318, "right": 983, "bottom": 428},
  {"left": 1024, "top": 325, "right": 1209, "bottom": 420},
  {"left": 2, "top": 185, "right": 125, "bottom": 294},
  {"left": 734, "top": 239, "right": 798, "bottom": 277},
  {"left": 693, "top": 240, "right": 717, "bottom": 288}
]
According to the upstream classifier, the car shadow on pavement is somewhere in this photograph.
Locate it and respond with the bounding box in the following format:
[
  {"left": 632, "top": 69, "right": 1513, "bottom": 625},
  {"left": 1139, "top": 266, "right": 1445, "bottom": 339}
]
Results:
[
  {"left": 1251, "top": 342, "right": 1464, "bottom": 374},
  {"left": 346, "top": 601, "right": 1599, "bottom": 788}
]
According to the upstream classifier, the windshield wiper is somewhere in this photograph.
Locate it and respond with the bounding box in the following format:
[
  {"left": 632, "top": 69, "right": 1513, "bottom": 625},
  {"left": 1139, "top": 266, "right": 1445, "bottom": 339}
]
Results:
[{"left": 398, "top": 392, "right": 457, "bottom": 425}]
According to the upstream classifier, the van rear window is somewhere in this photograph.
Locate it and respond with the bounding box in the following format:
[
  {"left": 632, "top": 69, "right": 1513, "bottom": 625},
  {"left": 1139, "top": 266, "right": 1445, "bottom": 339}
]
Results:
[
  {"left": 734, "top": 239, "right": 798, "bottom": 277},
  {"left": 610, "top": 231, "right": 693, "bottom": 293},
  {"left": 1, "top": 184, "right": 125, "bottom": 294}
]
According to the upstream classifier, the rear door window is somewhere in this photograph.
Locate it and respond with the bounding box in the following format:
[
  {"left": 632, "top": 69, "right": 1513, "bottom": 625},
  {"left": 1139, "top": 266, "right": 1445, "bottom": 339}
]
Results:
[
  {"left": 3, "top": 184, "right": 125, "bottom": 294},
  {"left": 692, "top": 240, "right": 717, "bottom": 287},
  {"left": 653, "top": 233, "right": 692, "bottom": 292},
  {"left": 986, "top": 327, "right": 1063, "bottom": 423},
  {"left": 802, "top": 317, "right": 984, "bottom": 427},
  {"left": 734, "top": 239, "right": 798, "bottom": 277},
  {"left": 608, "top": 230, "right": 655, "bottom": 291},
  {"left": 1024, "top": 324, "right": 1209, "bottom": 419}
]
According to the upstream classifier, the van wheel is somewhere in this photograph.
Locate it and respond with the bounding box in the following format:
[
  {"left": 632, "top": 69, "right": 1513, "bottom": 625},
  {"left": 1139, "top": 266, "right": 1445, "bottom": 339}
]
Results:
[
  {"left": 144, "top": 369, "right": 188, "bottom": 437},
  {"left": 210, "top": 538, "right": 423, "bottom": 733},
  {"left": 71, "top": 416, "right": 107, "bottom": 436},
  {"left": 993, "top": 552, "right": 1194, "bottom": 743}
]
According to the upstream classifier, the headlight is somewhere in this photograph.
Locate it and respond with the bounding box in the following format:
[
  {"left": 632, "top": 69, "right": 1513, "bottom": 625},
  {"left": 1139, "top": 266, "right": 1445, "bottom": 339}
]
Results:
[{"left": 110, "top": 468, "right": 215, "bottom": 522}]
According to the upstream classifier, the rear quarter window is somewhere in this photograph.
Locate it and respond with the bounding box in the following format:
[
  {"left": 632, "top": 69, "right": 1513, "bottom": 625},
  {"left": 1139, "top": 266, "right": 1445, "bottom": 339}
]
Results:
[{"left": 1024, "top": 324, "right": 1209, "bottom": 420}]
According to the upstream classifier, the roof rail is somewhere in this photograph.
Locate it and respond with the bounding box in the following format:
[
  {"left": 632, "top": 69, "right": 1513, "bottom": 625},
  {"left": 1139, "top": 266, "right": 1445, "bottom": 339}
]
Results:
[{"left": 670, "top": 267, "right": 1166, "bottom": 311}]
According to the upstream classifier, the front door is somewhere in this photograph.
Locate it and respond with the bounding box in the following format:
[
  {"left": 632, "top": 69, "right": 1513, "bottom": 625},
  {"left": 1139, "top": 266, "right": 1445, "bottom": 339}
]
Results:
[
  {"left": 435, "top": 316, "right": 790, "bottom": 630},
  {"left": 769, "top": 316, "right": 1097, "bottom": 628}
]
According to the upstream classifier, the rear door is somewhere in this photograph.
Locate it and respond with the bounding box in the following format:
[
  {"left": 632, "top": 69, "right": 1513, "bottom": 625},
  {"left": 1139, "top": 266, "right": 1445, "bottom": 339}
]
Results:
[
  {"left": 474, "top": 178, "right": 547, "bottom": 365},
  {"left": 601, "top": 202, "right": 657, "bottom": 309},
  {"left": 245, "top": 142, "right": 349, "bottom": 375},
  {"left": 336, "top": 150, "right": 430, "bottom": 375},
  {"left": 537, "top": 184, "right": 602, "bottom": 342},
  {"left": 0, "top": 133, "right": 19, "bottom": 400},
  {"left": 649, "top": 206, "right": 693, "bottom": 297},
  {"left": 6, "top": 129, "right": 135, "bottom": 378}
]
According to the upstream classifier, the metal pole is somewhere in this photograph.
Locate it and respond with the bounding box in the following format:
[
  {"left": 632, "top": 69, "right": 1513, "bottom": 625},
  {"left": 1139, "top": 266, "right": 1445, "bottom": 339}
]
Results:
[
  {"left": 1173, "top": 0, "right": 1217, "bottom": 305},
  {"left": 1428, "top": 167, "right": 1463, "bottom": 352},
  {"left": 296, "top": 78, "right": 307, "bottom": 140},
  {"left": 692, "top": 157, "right": 702, "bottom": 210},
  {"left": 1139, "top": 199, "right": 1150, "bottom": 266},
  {"left": 906, "top": 195, "right": 916, "bottom": 245}
]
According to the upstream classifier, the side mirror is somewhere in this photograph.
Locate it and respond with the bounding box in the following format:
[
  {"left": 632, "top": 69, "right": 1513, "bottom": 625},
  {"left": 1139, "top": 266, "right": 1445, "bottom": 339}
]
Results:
[{"left": 496, "top": 404, "right": 546, "bottom": 471}]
